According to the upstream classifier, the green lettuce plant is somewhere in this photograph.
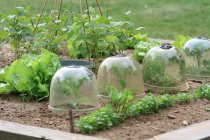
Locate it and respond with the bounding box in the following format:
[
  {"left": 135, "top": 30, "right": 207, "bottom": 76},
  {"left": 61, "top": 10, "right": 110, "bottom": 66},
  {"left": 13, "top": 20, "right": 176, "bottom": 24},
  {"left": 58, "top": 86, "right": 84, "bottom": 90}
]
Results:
[
  {"left": 172, "top": 35, "right": 191, "bottom": 49},
  {"left": 0, "top": 49, "right": 60, "bottom": 101},
  {"left": 133, "top": 40, "right": 160, "bottom": 63}
]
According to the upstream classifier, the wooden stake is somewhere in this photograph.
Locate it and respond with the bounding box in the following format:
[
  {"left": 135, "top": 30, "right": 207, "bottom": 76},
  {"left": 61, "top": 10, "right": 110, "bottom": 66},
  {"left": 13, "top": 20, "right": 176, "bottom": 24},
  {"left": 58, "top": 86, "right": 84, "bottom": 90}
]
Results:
[
  {"left": 85, "top": 0, "right": 90, "bottom": 20},
  {"left": 69, "top": 109, "right": 74, "bottom": 133},
  {"left": 33, "top": 0, "right": 48, "bottom": 34},
  {"left": 79, "top": 0, "right": 83, "bottom": 15},
  {"left": 57, "top": 0, "right": 63, "bottom": 21},
  {"left": 95, "top": 0, "right": 103, "bottom": 16}
]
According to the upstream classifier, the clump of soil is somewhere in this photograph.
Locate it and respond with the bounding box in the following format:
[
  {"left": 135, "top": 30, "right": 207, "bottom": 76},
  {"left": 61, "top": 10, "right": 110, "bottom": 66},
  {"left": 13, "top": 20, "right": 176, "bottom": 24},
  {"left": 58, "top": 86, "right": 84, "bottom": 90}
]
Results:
[{"left": 0, "top": 44, "right": 15, "bottom": 68}]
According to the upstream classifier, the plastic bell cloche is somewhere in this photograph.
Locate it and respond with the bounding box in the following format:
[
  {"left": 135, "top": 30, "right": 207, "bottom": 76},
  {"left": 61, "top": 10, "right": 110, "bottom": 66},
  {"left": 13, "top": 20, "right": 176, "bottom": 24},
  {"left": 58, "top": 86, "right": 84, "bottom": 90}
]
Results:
[
  {"left": 143, "top": 43, "right": 189, "bottom": 92},
  {"left": 182, "top": 37, "right": 210, "bottom": 81},
  {"left": 97, "top": 54, "right": 144, "bottom": 100},
  {"left": 49, "top": 66, "right": 100, "bottom": 112}
]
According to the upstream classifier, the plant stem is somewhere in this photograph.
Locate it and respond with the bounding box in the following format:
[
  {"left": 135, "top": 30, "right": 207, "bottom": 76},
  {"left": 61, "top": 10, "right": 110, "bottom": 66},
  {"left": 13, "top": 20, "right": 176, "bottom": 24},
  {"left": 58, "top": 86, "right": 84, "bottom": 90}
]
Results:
[
  {"left": 57, "top": 0, "right": 63, "bottom": 21},
  {"left": 95, "top": 0, "right": 103, "bottom": 16},
  {"left": 49, "top": 0, "right": 57, "bottom": 34},
  {"left": 55, "top": 0, "right": 63, "bottom": 36},
  {"left": 30, "top": 20, "right": 34, "bottom": 28},
  {"left": 70, "top": 10, "right": 74, "bottom": 23},
  {"left": 85, "top": 0, "right": 90, "bottom": 20},
  {"left": 106, "top": 9, "right": 109, "bottom": 18},
  {"left": 14, "top": 40, "right": 18, "bottom": 59},
  {"left": 82, "top": 22, "right": 91, "bottom": 62},
  {"left": 33, "top": 0, "right": 48, "bottom": 34},
  {"left": 112, "top": 43, "right": 117, "bottom": 54}
]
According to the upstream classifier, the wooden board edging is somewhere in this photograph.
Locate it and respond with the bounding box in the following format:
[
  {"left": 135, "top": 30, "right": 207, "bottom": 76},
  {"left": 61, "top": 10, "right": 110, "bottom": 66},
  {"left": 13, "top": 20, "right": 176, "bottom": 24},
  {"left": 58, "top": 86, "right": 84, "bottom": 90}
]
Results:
[{"left": 0, "top": 120, "right": 107, "bottom": 140}]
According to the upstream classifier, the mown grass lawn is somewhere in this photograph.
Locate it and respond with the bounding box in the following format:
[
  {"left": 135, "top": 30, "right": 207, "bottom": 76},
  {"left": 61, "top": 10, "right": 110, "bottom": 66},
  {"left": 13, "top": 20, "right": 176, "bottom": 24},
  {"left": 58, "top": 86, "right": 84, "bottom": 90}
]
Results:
[{"left": 0, "top": 0, "right": 210, "bottom": 39}]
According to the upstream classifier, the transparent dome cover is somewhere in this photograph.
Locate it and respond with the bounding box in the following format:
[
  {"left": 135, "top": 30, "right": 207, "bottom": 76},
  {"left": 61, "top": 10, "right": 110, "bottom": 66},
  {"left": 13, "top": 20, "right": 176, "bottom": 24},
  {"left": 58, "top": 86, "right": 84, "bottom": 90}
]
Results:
[
  {"left": 49, "top": 66, "right": 99, "bottom": 112},
  {"left": 97, "top": 55, "right": 144, "bottom": 100},
  {"left": 143, "top": 43, "right": 188, "bottom": 92},
  {"left": 182, "top": 37, "right": 210, "bottom": 81}
]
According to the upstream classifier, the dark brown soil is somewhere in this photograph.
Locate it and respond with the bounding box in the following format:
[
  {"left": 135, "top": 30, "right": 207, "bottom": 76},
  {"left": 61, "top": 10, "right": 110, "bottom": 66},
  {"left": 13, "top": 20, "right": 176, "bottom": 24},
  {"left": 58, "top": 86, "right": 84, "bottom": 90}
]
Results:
[
  {"left": 94, "top": 99, "right": 210, "bottom": 140},
  {"left": 0, "top": 94, "right": 209, "bottom": 140},
  {"left": 0, "top": 94, "right": 70, "bottom": 132},
  {"left": 0, "top": 44, "right": 15, "bottom": 68},
  {"left": 0, "top": 45, "right": 210, "bottom": 140}
]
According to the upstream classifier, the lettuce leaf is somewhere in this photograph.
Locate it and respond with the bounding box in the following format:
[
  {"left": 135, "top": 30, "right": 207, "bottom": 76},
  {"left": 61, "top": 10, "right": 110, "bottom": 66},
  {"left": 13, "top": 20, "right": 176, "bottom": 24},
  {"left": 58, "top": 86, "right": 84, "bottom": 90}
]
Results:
[
  {"left": 0, "top": 83, "right": 14, "bottom": 93},
  {"left": 9, "top": 59, "right": 36, "bottom": 92},
  {"left": 34, "top": 49, "right": 61, "bottom": 83},
  {"left": 0, "top": 66, "right": 10, "bottom": 82}
]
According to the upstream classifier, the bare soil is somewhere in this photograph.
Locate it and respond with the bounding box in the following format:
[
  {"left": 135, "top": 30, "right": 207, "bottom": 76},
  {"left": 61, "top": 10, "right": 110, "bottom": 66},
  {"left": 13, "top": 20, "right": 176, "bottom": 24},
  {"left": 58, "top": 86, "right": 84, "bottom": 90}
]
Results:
[
  {"left": 0, "top": 44, "right": 15, "bottom": 68},
  {"left": 0, "top": 93, "right": 209, "bottom": 140},
  {"left": 0, "top": 45, "right": 210, "bottom": 140},
  {"left": 94, "top": 99, "right": 210, "bottom": 140}
]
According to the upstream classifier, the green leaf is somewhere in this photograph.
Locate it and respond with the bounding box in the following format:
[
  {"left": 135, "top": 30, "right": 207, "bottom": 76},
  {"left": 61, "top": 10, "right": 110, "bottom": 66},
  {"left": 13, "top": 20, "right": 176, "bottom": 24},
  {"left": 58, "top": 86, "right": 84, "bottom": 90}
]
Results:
[
  {"left": 95, "top": 16, "right": 110, "bottom": 24},
  {"left": 172, "top": 35, "right": 191, "bottom": 49},
  {"left": 133, "top": 41, "right": 157, "bottom": 63},
  {"left": 33, "top": 49, "right": 60, "bottom": 83},
  {"left": 9, "top": 59, "right": 36, "bottom": 92},
  {"left": 105, "top": 35, "right": 119, "bottom": 43},
  {"left": 134, "top": 33, "right": 148, "bottom": 42},
  {"left": 0, "top": 83, "right": 15, "bottom": 93},
  {"left": 0, "top": 66, "right": 10, "bottom": 82}
]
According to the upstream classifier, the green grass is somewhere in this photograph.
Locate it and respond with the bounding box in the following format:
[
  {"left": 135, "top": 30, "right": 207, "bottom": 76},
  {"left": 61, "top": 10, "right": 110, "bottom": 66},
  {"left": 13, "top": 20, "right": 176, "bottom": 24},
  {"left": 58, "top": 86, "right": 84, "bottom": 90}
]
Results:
[{"left": 0, "top": 0, "right": 210, "bottom": 39}]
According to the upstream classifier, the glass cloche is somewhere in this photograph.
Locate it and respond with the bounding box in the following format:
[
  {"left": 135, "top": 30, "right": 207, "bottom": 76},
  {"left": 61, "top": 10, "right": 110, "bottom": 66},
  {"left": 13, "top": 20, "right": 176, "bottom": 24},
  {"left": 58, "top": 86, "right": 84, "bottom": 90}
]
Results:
[
  {"left": 97, "top": 55, "right": 144, "bottom": 100},
  {"left": 182, "top": 37, "right": 210, "bottom": 81},
  {"left": 143, "top": 43, "right": 189, "bottom": 92},
  {"left": 49, "top": 66, "right": 99, "bottom": 112}
]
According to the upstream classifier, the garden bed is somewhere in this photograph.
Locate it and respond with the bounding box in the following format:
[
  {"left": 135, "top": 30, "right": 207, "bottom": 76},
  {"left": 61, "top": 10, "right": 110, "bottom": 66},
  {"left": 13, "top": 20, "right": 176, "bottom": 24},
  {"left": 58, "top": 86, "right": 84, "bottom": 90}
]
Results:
[
  {"left": 0, "top": 45, "right": 210, "bottom": 140},
  {"left": 0, "top": 2, "right": 210, "bottom": 140},
  {"left": 0, "top": 81, "right": 209, "bottom": 140}
]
